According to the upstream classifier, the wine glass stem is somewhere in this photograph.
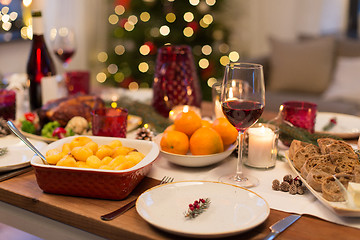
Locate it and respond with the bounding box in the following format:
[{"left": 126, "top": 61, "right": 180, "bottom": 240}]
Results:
[{"left": 235, "top": 131, "right": 246, "bottom": 180}]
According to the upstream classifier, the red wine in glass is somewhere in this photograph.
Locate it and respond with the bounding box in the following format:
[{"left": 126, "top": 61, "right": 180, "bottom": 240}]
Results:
[
  {"left": 222, "top": 100, "right": 264, "bottom": 132},
  {"left": 219, "top": 63, "right": 265, "bottom": 188},
  {"left": 54, "top": 49, "right": 75, "bottom": 64}
]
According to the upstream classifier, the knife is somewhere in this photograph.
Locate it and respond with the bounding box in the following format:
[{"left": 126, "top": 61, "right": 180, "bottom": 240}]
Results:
[
  {"left": 0, "top": 166, "right": 33, "bottom": 182},
  {"left": 263, "top": 214, "right": 301, "bottom": 240}
]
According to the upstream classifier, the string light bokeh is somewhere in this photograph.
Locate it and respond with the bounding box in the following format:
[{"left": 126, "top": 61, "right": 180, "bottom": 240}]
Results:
[{"left": 100, "top": 0, "right": 238, "bottom": 100}]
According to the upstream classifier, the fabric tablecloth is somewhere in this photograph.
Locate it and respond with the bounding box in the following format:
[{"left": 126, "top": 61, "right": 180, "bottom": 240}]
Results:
[{"left": 147, "top": 147, "right": 360, "bottom": 229}]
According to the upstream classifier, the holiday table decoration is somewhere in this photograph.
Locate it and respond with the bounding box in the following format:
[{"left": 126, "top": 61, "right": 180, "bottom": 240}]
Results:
[{"left": 152, "top": 45, "right": 202, "bottom": 117}]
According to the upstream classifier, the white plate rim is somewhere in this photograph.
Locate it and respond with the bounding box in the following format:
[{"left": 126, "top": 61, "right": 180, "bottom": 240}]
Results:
[
  {"left": 285, "top": 151, "right": 360, "bottom": 217},
  {"left": 154, "top": 133, "right": 237, "bottom": 167},
  {"left": 315, "top": 112, "right": 360, "bottom": 139},
  {"left": 0, "top": 135, "right": 48, "bottom": 172},
  {"left": 136, "top": 180, "right": 270, "bottom": 238}
]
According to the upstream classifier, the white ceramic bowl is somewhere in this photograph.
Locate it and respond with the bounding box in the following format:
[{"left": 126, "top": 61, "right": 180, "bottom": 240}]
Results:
[{"left": 154, "top": 134, "right": 236, "bottom": 167}]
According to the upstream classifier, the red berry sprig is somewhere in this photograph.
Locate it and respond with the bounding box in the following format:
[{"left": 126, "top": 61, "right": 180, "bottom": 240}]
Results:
[
  {"left": 322, "top": 117, "right": 337, "bottom": 131},
  {"left": 184, "top": 198, "right": 211, "bottom": 219}
]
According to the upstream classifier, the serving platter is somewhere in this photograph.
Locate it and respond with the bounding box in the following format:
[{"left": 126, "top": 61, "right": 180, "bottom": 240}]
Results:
[
  {"left": 285, "top": 151, "right": 360, "bottom": 217},
  {"left": 315, "top": 112, "right": 360, "bottom": 139},
  {"left": 20, "top": 114, "right": 142, "bottom": 143},
  {"left": 136, "top": 181, "right": 270, "bottom": 238}
]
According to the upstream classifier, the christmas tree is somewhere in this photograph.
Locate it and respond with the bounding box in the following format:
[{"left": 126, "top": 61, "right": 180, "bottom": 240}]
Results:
[{"left": 101, "top": 0, "right": 231, "bottom": 100}]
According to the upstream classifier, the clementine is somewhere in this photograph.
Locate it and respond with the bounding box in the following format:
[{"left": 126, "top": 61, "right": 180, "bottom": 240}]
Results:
[
  {"left": 211, "top": 117, "right": 238, "bottom": 146},
  {"left": 174, "top": 110, "right": 202, "bottom": 137},
  {"left": 189, "top": 127, "right": 224, "bottom": 155},
  {"left": 164, "top": 124, "right": 175, "bottom": 132},
  {"left": 201, "top": 119, "right": 212, "bottom": 128},
  {"left": 160, "top": 130, "right": 189, "bottom": 155}
]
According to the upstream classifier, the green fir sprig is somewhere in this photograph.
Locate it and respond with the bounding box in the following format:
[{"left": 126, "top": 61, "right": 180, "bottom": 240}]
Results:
[
  {"left": 184, "top": 198, "right": 211, "bottom": 219},
  {"left": 0, "top": 147, "right": 8, "bottom": 157}
]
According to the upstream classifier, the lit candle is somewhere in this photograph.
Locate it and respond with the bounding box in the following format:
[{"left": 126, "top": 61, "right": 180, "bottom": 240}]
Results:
[
  {"left": 169, "top": 105, "right": 201, "bottom": 121},
  {"left": 246, "top": 126, "right": 276, "bottom": 168}
]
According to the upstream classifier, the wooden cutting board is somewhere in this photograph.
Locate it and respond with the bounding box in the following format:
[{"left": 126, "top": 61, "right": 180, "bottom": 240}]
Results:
[{"left": 0, "top": 169, "right": 359, "bottom": 240}]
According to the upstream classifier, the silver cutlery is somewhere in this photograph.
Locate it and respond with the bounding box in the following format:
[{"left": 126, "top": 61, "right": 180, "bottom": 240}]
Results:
[
  {"left": 6, "top": 121, "right": 48, "bottom": 165},
  {"left": 0, "top": 166, "right": 33, "bottom": 182},
  {"left": 263, "top": 214, "right": 301, "bottom": 240},
  {"left": 101, "top": 176, "right": 174, "bottom": 221}
]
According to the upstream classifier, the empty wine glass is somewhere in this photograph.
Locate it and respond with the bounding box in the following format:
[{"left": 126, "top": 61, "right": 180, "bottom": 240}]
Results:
[
  {"left": 219, "top": 62, "right": 265, "bottom": 188},
  {"left": 50, "top": 27, "right": 76, "bottom": 68}
]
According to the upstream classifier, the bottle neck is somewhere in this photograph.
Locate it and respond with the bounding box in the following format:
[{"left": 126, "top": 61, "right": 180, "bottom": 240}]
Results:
[{"left": 32, "top": 14, "right": 44, "bottom": 36}]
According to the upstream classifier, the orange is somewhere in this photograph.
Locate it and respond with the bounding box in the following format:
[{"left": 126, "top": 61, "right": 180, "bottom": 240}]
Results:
[
  {"left": 211, "top": 117, "right": 238, "bottom": 146},
  {"left": 174, "top": 110, "right": 202, "bottom": 137},
  {"left": 189, "top": 127, "right": 224, "bottom": 155},
  {"left": 160, "top": 130, "right": 189, "bottom": 155},
  {"left": 201, "top": 119, "right": 212, "bottom": 128},
  {"left": 164, "top": 124, "right": 175, "bottom": 132}
]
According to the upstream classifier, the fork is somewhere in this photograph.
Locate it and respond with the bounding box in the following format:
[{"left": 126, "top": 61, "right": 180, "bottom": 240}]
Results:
[{"left": 100, "top": 176, "right": 174, "bottom": 221}]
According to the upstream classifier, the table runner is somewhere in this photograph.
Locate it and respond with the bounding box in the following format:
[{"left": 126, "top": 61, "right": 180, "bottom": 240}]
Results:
[{"left": 147, "top": 148, "right": 360, "bottom": 229}]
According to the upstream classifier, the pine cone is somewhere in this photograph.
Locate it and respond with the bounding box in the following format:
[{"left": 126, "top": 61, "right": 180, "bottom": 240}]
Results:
[
  {"left": 289, "top": 184, "right": 297, "bottom": 195},
  {"left": 135, "top": 127, "right": 154, "bottom": 141},
  {"left": 297, "top": 186, "right": 306, "bottom": 195},
  {"left": 272, "top": 179, "right": 280, "bottom": 191},
  {"left": 293, "top": 176, "right": 302, "bottom": 187},
  {"left": 280, "top": 181, "right": 290, "bottom": 192},
  {"left": 283, "top": 174, "right": 293, "bottom": 184}
]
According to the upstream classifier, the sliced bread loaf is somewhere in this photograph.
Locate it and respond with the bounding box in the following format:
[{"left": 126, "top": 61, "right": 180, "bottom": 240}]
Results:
[
  {"left": 322, "top": 176, "right": 345, "bottom": 202},
  {"left": 306, "top": 168, "right": 332, "bottom": 192},
  {"left": 289, "top": 140, "right": 309, "bottom": 160},
  {"left": 300, "top": 154, "right": 332, "bottom": 178},
  {"left": 291, "top": 144, "right": 321, "bottom": 172},
  {"left": 317, "top": 138, "right": 338, "bottom": 155}
]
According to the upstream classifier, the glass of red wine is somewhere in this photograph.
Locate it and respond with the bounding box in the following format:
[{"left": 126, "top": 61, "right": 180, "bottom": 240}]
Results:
[
  {"left": 50, "top": 27, "right": 76, "bottom": 68},
  {"left": 219, "top": 62, "right": 265, "bottom": 188}
]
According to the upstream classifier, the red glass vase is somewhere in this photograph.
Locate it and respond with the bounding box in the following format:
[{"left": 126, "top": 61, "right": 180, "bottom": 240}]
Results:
[{"left": 152, "top": 45, "right": 202, "bottom": 117}]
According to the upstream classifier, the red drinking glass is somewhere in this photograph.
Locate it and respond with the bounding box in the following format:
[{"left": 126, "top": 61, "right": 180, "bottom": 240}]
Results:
[
  {"left": 281, "top": 101, "right": 317, "bottom": 133},
  {"left": 65, "top": 71, "right": 90, "bottom": 95},
  {"left": 91, "top": 107, "right": 128, "bottom": 138},
  {"left": 152, "top": 45, "right": 202, "bottom": 117},
  {"left": 0, "top": 89, "right": 16, "bottom": 120}
]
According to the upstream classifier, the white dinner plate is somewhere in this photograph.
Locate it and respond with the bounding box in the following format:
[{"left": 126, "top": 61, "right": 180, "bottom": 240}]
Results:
[
  {"left": 315, "top": 112, "right": 360, "bottom": 139},
  {"left": 154, "top": 134, "right": 237, "bottom": 167},
  {"left": 136, "top": 181, "right": 270, "bottom": 238},
  {"left": 0, "top": 135, "right": 48, "bottom": 172}
]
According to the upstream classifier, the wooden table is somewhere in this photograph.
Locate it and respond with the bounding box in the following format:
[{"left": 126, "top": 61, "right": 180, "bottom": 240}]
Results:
[
  {"left": 0, "top": 171, "right": 359, "bottom": 240},
  {"left": 0, "top": 102, "right": 359, "bottom": 239}
]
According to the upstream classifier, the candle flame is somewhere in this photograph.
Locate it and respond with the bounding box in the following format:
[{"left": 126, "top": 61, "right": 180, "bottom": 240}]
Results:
[{"left": 183, "top": 105, "right": 189, "bottom": 113}]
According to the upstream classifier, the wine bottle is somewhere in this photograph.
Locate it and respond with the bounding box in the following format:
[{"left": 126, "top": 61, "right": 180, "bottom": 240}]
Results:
[{"left": 26, "top": 3, "right": 56, "bottom": 111}]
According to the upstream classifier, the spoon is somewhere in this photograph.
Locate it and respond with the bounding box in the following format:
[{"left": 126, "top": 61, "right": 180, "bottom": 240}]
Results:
[{"left": 7, "top": 121, "right": 48, "bottom": 165}]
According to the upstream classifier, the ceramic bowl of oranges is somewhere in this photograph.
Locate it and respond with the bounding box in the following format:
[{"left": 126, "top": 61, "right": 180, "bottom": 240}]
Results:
[{"left": 156, "top": 110, "right": 237, "bottom": 167}]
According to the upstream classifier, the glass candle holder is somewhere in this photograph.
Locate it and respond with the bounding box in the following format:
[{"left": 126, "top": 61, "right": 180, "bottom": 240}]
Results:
[
  {"left": 281, "top": 101, "right": 317, "bottom": 133},
  {"left": 152, "top": 45, "right": 202, "bottom": 118},
  {"left": 91, "top": 107, "right": 128, "bottom": 138},
  {"left": 0, "top": 89, "right": 16, "bottom": 120},
  {"left": 211, "top": 81, "right": 225, "bottom": 120},
  {"left": 65, "top": 71, "right": 90, "bottom": 95},
  {"left": 244, "top": 123, "right": 279, "bottom": 169}
]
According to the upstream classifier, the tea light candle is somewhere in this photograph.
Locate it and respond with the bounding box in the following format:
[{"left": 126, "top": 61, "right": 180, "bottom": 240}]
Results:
[
  {"left": 169, "top": 105, "right": 201, "bottom": 121},
  {"left": 247, "top": 126, "right": 275, "bottom": 168}
]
